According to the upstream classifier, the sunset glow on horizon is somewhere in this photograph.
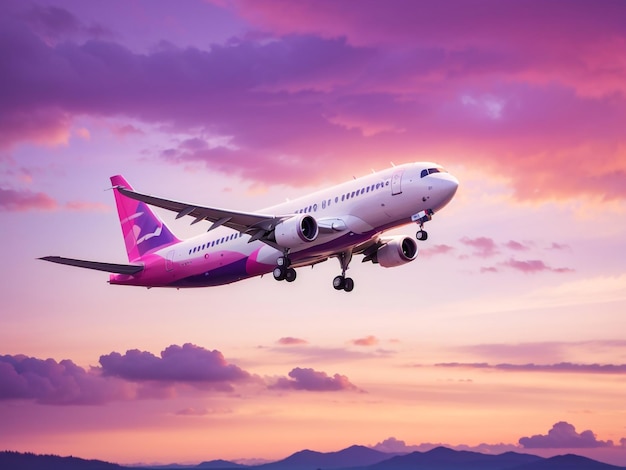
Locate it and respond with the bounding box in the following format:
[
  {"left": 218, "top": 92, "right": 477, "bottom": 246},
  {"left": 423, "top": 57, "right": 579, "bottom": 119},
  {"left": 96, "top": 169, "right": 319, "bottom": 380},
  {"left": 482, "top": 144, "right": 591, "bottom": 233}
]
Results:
[{"left": 1, "top": 0, "right": 625, "bottom": 466}]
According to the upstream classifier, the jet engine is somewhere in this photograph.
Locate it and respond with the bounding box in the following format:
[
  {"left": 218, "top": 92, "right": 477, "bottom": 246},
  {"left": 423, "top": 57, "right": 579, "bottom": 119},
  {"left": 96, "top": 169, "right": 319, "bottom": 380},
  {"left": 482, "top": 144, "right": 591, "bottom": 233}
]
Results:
[
  {"left": 272, "top": 214, "right": 319, "bottom": 248},
  {"left": 373, "top": 236, "right": 418, "bottom": 267}
]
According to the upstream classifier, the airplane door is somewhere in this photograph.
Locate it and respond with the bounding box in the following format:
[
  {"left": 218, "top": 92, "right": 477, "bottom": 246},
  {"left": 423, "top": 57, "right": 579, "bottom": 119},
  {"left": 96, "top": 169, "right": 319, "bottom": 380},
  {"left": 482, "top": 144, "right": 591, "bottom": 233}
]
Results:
[
  {"left": 391, "top": 169, "right": 404, "bottom": 195},
  {"left": 165, "top": 250, "right": 175, "bottom": 272}
]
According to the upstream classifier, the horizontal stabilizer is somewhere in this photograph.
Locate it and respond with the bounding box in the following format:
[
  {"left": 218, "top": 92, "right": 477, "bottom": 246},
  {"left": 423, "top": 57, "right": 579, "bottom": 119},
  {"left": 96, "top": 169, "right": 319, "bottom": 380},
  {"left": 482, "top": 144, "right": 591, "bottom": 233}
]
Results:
[{"left": 39, "top": 256, "right": 143, "bottom": 275}]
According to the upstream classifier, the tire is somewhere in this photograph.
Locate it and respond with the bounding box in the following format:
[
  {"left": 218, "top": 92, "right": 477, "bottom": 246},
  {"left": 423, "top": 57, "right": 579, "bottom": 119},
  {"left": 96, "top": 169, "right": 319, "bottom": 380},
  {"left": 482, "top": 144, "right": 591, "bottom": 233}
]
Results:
[
  {"left": 343, "top": 277, "right": 354, "bottom": 292},
  {"left": 333, "top": 275, "right": 345, "bottom": 290},
  {"left": 273, "top": 266, "right": 286, "bottom": 281},
  {"left": 285, "top": 268, "right": 297, "bottom": 282}
]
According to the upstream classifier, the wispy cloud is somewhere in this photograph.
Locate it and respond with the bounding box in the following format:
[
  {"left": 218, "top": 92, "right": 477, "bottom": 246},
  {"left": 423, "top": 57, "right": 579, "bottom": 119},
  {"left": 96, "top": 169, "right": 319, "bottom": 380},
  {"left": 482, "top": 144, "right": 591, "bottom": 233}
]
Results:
[
  {"left": 0, "top": 188, "right": 57, "bottom": 211},
  {"left": 435, "top": 362, "right": 626, "bottom": 374},
  {"left": 277, "top": 337, "right": 308, "bottom": 346},
  {"left": 501, "top": 258, "right": 574, "bottom": 274},
  {"left": 351, "top": 335, "right": 379, "bottom": 347},
  {"left": 460, "top": 237, "right": 499, "bottom": 258}
]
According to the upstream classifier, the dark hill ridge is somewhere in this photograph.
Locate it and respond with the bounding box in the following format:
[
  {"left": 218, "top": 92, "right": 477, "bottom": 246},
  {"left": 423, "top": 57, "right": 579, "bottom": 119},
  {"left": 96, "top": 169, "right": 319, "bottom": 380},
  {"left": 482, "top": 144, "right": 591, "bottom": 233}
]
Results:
[
  {"left": 2, "top": 446, "right": 626, "bottom": 470},
  {"left": 514, "top": 453, "right": 626, "bottom": 470},
  {"left": 196, "top": 459, "right": 248, "bottom": 468},
  {"left": 256, "top": 445, "right": 390, "bottom": 470},
  {"left": 0, "top": 451, "right": 124, "bottom": 470},
  {"left": 366, "top": 446, "right": 542, "bottom": 470}
]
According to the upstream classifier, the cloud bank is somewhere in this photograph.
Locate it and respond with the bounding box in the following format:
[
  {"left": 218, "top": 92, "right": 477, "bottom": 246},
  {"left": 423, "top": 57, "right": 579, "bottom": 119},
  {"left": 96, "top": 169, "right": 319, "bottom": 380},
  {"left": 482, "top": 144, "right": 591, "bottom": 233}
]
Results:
[
  {"left": 0, "top": 344, "right": 361, "bottom": 405},
  {"left": 2, "top": 0, "right": 626, "bottom": 201}
]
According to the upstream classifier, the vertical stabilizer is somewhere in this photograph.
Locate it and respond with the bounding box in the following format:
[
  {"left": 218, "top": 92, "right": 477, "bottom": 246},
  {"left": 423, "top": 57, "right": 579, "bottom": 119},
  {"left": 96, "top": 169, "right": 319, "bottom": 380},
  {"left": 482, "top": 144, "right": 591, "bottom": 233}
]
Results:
[{"left": 110, "top": 175, "right": 180, "bottom": 262}]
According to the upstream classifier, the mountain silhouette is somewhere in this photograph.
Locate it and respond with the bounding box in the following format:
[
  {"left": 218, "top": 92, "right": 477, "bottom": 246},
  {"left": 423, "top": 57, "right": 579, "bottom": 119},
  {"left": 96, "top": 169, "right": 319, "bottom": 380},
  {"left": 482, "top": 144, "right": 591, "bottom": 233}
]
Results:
[
  {"left": 196, "top": 459, "right": 249, "bottom": 468},
  {"left": 366, "top": 446, "right": 542, "bottom": 470},
  {"left": 255, "top": 445, "right": 390, "bottom": 470},
  {"left": 513, "top": 453, "right": 626, "bottom": 470},
  {"left": 0, "top": 451, "right": 124, "bottom": 470},
  {"left": 3, "top": 446, "right": 626, "bottom": 470}
]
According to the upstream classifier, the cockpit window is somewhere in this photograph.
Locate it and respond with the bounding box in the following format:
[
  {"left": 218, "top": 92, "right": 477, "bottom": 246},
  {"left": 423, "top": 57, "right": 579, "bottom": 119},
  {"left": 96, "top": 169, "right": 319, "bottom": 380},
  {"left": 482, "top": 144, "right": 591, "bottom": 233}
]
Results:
[{"left": 420, "top": 167, "right": 447, "bottom": 178}]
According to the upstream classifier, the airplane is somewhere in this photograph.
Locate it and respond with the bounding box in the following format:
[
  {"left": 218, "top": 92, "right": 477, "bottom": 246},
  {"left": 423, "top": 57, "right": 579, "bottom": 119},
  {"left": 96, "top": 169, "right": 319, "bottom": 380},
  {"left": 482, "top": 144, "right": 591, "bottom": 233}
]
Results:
[{"left": 40, "top": 162, "right": 458, "bottom": 292}]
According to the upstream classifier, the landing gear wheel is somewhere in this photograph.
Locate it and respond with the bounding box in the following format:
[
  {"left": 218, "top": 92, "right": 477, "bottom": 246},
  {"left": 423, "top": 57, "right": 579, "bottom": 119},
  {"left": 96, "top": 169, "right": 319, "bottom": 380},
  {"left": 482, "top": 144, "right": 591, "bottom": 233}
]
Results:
[
  {"left": 343, "top": 277, "right": 354, "bottom": 292},
  {"left": 285, "top": 268, "right": 297, "bottom": 283},
  {"left": 277, "top": 256, "right": 291, "bottom": 267},
  {"left": 333, "top": 275, "right": 345, "bottom": 290},
  {"left": 416, "top": 230, "right": 428, "bottom": 241},
  {"left": 273, "top": 266, "right": 286, "bottom": 281}
]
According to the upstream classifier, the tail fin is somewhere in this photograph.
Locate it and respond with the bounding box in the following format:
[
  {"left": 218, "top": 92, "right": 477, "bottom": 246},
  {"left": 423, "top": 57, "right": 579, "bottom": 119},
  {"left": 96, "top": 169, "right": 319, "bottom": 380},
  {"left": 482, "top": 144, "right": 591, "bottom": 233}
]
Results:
[{"left": 110, "top": 175, "right": 181, "bottom": 262}]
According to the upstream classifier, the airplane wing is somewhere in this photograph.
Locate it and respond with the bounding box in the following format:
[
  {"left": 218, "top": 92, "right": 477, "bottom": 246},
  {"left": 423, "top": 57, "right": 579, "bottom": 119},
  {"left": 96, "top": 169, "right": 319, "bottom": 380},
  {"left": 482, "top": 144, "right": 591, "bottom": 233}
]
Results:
[
  {"left": 115, "top": 186, "right": 290, "bottom": 241},
  {"left": 39, "top": 256, "right": 144, "bottom": 275}
]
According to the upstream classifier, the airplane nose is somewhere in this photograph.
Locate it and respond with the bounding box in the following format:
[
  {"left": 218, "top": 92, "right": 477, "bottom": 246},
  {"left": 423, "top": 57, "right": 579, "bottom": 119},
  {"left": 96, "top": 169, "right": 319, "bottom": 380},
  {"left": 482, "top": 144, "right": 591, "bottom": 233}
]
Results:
[
  {"left": 431, "top": 174, "right": 458, "bottom": 210},
  {"left": 438, "top": 173, "right": 459, "bottom": 195}
]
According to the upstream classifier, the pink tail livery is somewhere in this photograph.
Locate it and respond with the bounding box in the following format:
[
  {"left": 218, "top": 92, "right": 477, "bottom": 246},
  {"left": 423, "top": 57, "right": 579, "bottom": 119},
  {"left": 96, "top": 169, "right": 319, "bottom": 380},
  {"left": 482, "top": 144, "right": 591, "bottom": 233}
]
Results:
[{"left": 110, "top": 175, "right": 180, "bottom": 262}]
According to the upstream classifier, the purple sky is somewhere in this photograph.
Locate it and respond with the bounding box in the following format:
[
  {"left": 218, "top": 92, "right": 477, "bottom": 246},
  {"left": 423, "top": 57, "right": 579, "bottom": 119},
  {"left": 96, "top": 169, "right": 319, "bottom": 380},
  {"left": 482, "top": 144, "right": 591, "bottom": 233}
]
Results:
[{"left": 1, "top": 0, "right": 625, "bottom": 466}]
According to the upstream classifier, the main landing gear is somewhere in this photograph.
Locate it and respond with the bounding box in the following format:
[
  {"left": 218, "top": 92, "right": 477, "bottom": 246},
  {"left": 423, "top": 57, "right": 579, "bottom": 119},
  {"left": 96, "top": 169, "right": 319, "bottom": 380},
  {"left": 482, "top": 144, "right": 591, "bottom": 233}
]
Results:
[
  {"left": 273, "top": 255, "right": 297, "bottom": 282},
  {"left": 333, "top": 251, "right": 354, "bottom": 292}
]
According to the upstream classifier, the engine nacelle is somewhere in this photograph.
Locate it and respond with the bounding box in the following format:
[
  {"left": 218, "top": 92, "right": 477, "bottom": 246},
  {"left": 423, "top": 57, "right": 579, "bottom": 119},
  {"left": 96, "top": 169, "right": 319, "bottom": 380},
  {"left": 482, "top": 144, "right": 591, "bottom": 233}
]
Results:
[
  {"left": 273, "top": 214, "right": 319, "bottom": 248},
  {"left": 374, "top": 236, "right": 418, "bottom": 268}
]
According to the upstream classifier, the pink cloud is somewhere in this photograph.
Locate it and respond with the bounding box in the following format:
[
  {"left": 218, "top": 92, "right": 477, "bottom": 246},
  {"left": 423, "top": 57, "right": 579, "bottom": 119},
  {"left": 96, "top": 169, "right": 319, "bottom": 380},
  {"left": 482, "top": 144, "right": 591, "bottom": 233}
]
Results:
[
  {"left": 502, "top": 258, "right": 573, "bottom": 274},
  {"left": 352, "top": 335, "right": 379, "bottom": 347},
  {"left": 460, "top": 237, "right": 499, "bottom": 258},
  {"left": 547, "top": 242, "right": 570, "bottom": 251},
  {"left": 0, "top": 188, "right": 57, "bottom": 211},
  {"left": 519, "top": 422, "right": 614, "bottom": 449},
  {"left": 99, "top": 343, "right": 251, "bottom": 387},
  {"left": 480, "top": 266, "right": 498, "bottom": 274},
  {"left": 277, "top": 337, "right": 308, "bottom": 346},
  {"left": 420, "top": 244, "right": 454, "bottom": 258},
  {"left": 175, "top": 407, "right": 209, "bottom": 416},
  {"left": 64, "top": 201, "right": 110, "bottom": 212},
  {"left": 270, "top": 367, "right": 360, "bottom": 392},
  {"left": 0, "top": 354, "right": 133, "bottom": 405},
  {"left": 504, "top": 240, "right": 530, "bottom": 251}
]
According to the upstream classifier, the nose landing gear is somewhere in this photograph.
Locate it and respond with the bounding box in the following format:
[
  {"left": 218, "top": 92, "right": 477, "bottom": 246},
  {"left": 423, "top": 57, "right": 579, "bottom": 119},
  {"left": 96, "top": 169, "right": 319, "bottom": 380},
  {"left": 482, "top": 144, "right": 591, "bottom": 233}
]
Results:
[{"left": 412, "top": 209, "right": 433, "bottom": 241}]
